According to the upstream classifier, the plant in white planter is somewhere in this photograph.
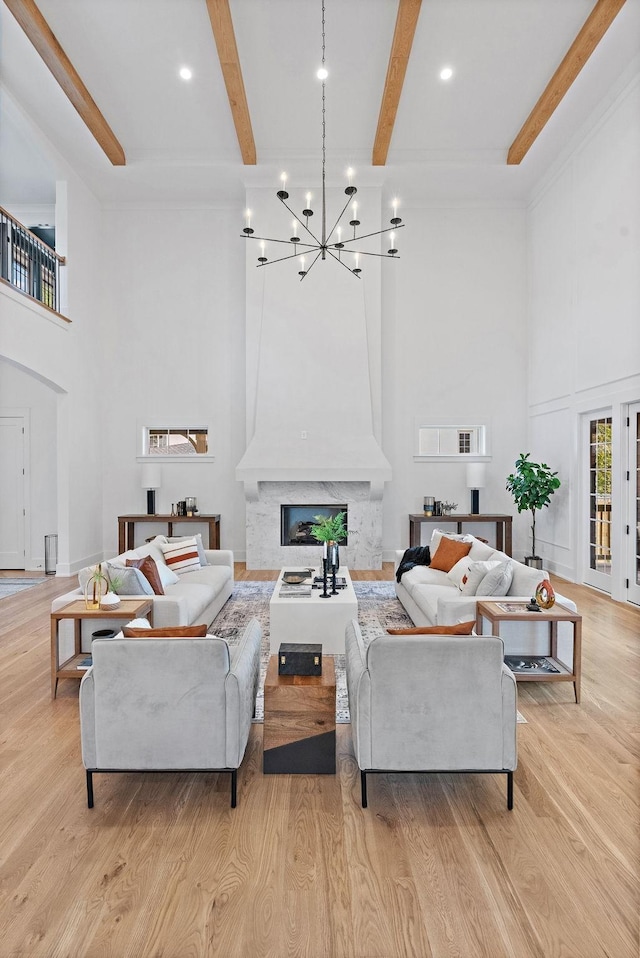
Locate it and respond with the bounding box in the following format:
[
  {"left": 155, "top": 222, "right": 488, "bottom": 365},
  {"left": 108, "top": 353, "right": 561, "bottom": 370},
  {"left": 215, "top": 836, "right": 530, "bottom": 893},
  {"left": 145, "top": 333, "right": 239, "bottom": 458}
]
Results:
[{"left": 506, "top": 453, "right": 560, "bottom": 567}]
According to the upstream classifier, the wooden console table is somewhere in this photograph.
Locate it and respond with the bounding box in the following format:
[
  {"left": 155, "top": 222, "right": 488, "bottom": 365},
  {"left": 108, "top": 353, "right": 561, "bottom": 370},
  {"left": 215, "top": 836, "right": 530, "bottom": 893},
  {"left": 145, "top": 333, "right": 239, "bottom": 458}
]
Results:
[
  {"left": 118, "top": 514, "right": 221, "bottom": 553},
  {"left": 409, "top": 513, "right": 512, "bottom": 555}
]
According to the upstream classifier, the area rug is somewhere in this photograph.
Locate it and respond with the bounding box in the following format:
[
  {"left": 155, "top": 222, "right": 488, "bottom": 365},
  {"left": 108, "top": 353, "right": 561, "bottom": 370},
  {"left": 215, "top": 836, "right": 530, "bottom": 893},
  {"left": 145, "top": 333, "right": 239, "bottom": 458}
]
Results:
[
  {"left": 209, "top": 580, "right": 413, "bottom": 723},
  {"left": 0, "top": 577, "right": 47, "bottom": 599},
  {"left": 209, "top": 581, "right": 527, "bottom": 724}
]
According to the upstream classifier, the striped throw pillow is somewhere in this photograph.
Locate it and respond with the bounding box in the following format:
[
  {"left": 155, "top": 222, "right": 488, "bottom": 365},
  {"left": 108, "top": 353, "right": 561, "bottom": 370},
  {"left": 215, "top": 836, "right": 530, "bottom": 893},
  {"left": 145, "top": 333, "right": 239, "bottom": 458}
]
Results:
[{"left": 160, "top": 536, "right": 201, "bottom": 575}]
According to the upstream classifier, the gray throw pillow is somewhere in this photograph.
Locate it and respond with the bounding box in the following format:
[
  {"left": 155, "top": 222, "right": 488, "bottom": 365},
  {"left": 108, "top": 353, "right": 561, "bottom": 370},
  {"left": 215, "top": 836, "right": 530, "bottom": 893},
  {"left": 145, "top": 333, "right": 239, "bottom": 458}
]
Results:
[
  {"left": 105, "top": 562, "right": 154, "bottom": 596},
  {"left": 475, "top": 560, "right": 514, "bottom": 596}
]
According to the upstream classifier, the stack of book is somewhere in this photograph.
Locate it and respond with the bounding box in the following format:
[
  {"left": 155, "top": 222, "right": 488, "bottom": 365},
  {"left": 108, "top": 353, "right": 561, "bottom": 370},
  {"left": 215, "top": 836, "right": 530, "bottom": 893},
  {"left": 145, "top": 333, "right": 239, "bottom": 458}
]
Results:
[{"left": 279, "top": 583, "right": 312, "bottom": 598}]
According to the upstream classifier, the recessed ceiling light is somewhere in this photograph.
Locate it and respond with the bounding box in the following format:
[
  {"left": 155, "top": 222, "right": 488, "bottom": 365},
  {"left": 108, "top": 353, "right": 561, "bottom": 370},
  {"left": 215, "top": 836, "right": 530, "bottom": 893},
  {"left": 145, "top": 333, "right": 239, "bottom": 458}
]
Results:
[
  {"left": 439, "top": 66, "right": 453, "bottom": 81},
  {"left": 179, "top": 66, "right": 193, "bottom": 81},
  {"left": 317, "top": 66, "right": 328, "bottom": 80}
]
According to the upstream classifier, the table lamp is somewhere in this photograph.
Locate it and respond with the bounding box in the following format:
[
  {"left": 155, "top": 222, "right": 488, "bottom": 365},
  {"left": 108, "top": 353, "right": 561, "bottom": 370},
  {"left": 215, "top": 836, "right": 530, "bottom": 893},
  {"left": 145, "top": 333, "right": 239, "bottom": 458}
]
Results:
[
  {"left": 466, "top": 463, "right": 486, "bottom": 515},
  {"left": 141, "top": 463, "right": 162, "bottom": 515}
]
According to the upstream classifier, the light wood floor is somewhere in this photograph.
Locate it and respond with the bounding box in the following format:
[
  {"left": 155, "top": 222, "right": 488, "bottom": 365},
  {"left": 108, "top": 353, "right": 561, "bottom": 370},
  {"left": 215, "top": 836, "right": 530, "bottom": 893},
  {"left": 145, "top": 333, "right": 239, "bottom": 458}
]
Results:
[{"left": 0, "top": 566, "right": 638, "bottom": 957}]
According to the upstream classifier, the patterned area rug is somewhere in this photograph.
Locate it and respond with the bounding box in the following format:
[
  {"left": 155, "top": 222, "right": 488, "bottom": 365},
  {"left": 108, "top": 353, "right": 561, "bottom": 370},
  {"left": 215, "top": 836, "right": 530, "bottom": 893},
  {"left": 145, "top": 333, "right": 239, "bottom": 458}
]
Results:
[
  {"left": 210, "top": 580, "right": 527, "bottom": 725},
  {"left": 209, "top": 580, "right": 412, "bottom": 722},
  {"left": 0, "top": 577, "right": 47, "bottom": 599}
]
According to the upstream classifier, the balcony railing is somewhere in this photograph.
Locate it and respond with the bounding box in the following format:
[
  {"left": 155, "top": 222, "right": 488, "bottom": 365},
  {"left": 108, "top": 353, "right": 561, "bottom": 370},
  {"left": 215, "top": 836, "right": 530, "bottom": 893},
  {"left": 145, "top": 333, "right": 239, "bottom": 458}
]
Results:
[{"left": 0, "top": 206, "right": 65, "bottom": 315}]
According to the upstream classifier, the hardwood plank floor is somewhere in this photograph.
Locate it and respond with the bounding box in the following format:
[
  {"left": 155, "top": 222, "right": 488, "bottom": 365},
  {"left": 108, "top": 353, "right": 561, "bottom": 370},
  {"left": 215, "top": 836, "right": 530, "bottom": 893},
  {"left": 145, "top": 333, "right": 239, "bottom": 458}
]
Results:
[{"left": 0, "top": 567, "right": 638, "bottom": 957}]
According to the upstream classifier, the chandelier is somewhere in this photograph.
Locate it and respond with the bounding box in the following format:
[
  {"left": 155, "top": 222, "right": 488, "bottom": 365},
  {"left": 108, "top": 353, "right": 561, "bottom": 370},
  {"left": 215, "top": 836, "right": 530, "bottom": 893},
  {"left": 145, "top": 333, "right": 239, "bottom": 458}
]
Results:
[{"left": 242, "top": 0, "right": 404, "bottom": 281}]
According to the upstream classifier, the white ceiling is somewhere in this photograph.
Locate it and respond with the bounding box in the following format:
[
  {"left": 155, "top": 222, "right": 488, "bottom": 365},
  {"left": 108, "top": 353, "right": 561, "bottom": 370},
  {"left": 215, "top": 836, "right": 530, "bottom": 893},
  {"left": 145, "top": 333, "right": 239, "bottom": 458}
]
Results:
[{"left": 1, "top": 0, "right": 639, "bottom": 208}]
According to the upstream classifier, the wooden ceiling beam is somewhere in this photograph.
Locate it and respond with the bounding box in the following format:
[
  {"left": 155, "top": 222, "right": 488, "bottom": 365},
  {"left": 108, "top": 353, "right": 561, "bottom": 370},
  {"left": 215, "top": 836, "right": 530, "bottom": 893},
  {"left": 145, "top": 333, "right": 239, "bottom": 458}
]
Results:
[
  {"left": 372, "top": 0, "right": 422, "bottom": 167},
  {"left": 3, "top": 0, "right": 126, "bottom": 166},
  {"left": 206, "top": 0, "right": 256, "bottom": 165},
  {"left": 508, "top": 0, "right": 627, "bottom": 165}
]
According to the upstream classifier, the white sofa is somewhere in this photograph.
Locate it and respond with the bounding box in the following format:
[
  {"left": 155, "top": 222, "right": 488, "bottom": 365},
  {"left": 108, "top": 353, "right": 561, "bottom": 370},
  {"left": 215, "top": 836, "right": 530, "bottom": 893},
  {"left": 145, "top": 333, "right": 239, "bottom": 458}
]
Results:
[
  {"left": 52, "top": 535, "right": 234, "bottom": 660},
  {"left": 395, "top": 530, "right": 577, "bottom": 659}
]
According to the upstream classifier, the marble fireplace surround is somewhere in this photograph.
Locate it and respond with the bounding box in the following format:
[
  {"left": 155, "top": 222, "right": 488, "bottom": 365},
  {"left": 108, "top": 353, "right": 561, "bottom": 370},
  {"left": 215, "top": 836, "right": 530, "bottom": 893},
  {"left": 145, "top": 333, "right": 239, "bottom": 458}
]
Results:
[{"left": 244, "top": 481, "right": 383, "bottom": 570}]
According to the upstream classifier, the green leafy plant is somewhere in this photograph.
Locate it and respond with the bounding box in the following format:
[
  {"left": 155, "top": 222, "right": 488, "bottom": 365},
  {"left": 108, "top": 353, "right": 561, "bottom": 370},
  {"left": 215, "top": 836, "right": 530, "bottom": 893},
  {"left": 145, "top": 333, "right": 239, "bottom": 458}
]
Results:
[
  {"left": 309, "top": 511, "right": 348, "bottom": 544},
  {"left": 506, "top": 453, "right": 561, "bottom": 558}
]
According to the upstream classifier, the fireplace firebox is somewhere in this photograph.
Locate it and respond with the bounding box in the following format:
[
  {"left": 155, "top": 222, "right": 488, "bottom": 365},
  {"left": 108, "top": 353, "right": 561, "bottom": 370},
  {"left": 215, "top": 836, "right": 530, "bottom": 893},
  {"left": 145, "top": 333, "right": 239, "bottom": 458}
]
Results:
[{"left": 281, "top": 505, "right": 348, "bottom": 547}]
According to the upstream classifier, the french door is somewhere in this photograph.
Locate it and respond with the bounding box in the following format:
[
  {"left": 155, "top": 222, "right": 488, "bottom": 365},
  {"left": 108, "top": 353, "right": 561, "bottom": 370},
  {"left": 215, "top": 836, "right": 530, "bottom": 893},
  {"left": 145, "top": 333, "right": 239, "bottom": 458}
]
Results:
[
  {"left": 628, "top": 404, "right": 640, "bottom": 606},
  {"left": 583, "top": 414, "right": 613, "bottom": 593}
]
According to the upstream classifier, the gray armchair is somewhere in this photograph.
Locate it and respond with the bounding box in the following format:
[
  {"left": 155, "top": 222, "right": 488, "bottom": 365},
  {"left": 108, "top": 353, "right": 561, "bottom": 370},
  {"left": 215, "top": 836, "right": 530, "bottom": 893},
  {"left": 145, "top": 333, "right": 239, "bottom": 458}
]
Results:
[
  {"left": 79, "top": 618, "right": 262, "bottom": 808},
  {"left": 345, "top": 620, "right": 518, "bottom": 809}
]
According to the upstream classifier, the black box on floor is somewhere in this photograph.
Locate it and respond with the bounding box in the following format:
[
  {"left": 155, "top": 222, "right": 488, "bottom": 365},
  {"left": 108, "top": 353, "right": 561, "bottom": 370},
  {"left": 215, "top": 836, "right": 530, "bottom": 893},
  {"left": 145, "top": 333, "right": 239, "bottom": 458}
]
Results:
[{"left": 278, "top": 643, "right": 322, "bottom": 676}]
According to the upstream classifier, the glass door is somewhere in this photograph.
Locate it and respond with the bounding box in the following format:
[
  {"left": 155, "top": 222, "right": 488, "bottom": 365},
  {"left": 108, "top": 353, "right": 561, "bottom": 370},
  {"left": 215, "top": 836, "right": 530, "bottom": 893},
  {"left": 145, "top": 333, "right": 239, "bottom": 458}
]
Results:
[
  {"left": 628, "top": 404, "right": 640, "bottom": 606},
  {"left": 583, "top": 414, "right": 613, "bottom": 593}
]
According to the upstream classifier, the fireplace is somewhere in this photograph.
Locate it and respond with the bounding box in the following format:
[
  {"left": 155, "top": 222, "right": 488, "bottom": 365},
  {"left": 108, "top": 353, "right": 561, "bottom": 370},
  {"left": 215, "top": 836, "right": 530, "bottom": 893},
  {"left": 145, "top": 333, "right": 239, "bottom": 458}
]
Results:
[{"left": 281, "top": 504, "right": 348, "bottom": 547}]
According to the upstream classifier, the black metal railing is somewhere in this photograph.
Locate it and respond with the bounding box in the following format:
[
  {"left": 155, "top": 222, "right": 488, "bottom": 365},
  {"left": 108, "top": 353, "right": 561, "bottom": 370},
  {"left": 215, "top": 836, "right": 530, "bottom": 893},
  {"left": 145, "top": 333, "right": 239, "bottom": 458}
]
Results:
[{"left": 0, "top": 206, "right": 65, "bottom": 314}]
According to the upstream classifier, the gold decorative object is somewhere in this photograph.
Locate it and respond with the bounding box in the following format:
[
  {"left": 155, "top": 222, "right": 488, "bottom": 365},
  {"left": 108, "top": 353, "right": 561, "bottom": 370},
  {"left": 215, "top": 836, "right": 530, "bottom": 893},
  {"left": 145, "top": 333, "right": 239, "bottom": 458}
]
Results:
[
  {"left": 535, "top": 579, "right": 556, "bottom": 609},
  {"left": 84, "top": 564, "right": 108, "bottom": 610}
]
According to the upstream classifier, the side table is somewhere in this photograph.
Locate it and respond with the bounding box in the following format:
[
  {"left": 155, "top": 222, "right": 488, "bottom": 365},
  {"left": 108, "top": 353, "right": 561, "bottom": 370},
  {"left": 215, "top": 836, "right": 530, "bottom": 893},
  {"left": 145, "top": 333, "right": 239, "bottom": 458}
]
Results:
[
  {"left": 476, "top": 600, "right": 582, "bottom": 703},
  {"left": 50, "top": 598, "right": 154, "bottom": 698},
  {"left": 263, "top": 655, "right": 336, "bottom": 773}
]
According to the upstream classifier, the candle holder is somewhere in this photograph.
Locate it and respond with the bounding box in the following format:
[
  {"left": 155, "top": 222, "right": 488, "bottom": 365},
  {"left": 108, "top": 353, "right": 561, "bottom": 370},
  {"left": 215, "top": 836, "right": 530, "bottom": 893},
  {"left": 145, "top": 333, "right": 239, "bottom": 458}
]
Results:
[
  {"left": 329, "top": 542, "right": 339, "bottom": 594},
  {"left": 320, "top": 557, "right": 331, "bottom": 598}
]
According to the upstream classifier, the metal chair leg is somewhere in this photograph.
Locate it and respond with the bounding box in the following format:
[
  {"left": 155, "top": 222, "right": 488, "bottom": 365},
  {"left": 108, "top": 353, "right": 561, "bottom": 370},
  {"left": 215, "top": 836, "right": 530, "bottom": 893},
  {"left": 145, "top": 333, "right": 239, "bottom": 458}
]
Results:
[
  {"left": 507, "top": 770, "right": 514, "bottom": 810},
  {"left": 361, "top": 770, "right": 368, "bottom": 808},
  {"left": 230, "top": 769, "right": 237, "bottom": 808},
  {"left": 86, "top": 770, "right": 94, "bottom": 809}
]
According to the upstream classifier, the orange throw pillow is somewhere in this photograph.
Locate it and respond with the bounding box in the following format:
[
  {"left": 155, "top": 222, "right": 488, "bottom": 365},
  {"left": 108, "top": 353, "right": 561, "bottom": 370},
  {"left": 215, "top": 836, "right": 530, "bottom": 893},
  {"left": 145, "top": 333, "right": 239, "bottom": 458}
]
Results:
[
  {"left": 386, "top": 620, "right": 475, "bottom": 635},
  {"left": 429, "top": 537, "right": 472, "bottom": 572},
  {"left": 122, "top": 624, "right": 208, "bottom": 637},
  {"left": 126, "top": 556, "right": 164, "bottom": 595}
]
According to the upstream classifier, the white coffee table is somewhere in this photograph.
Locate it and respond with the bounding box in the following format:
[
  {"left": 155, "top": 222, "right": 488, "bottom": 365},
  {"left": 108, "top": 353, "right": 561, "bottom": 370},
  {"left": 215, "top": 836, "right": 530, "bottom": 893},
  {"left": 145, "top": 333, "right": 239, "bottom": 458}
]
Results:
[{"left": 269, "top": 567, "right": 358, "bottom": 655}]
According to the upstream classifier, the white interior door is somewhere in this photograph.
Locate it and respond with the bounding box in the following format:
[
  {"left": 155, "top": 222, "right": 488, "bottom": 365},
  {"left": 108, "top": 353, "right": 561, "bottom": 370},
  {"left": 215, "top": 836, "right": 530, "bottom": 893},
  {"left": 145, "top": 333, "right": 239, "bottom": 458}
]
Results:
[
  {"left": 627, "top": 403, "right": 640, "bottom": 606},
  {"left": 0, "top": 416, "right": 25, "bottom": 569}
]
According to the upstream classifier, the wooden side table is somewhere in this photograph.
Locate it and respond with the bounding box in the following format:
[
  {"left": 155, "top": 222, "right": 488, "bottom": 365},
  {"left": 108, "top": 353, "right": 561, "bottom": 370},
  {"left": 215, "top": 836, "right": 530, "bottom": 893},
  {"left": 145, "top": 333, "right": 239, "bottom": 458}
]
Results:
[
  {"left": 117, "top": 514, "right": 221, "bottom": 553},
  {"left": 263, "top": 655, "right": 336, "bottom": 773},
  {"left": 50, "top": 598, "right": 154, "bottom": 698},
  {"left": 476, "top": 600, "right": 582, "bottom": 703}
]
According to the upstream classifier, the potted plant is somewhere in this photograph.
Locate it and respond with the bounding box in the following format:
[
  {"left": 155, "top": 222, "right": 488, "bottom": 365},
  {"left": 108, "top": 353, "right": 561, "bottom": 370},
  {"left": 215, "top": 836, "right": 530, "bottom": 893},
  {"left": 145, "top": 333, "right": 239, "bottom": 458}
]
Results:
[
  {"left": 310, "top": 511, "right": 348, "bottom": 568},
  {"left": 309, "top": 511, "right": 348, "bottom": 545},
  {"left": 506, "top": 453, "right": 561, "bottom": 567}
]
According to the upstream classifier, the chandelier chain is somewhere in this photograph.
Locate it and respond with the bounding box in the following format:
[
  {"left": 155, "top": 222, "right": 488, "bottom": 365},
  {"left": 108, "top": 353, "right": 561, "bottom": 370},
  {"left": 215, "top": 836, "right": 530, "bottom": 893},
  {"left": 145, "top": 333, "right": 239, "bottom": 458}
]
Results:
[{"left": 321, "top": 0, "right": 326, "bottom": 247}]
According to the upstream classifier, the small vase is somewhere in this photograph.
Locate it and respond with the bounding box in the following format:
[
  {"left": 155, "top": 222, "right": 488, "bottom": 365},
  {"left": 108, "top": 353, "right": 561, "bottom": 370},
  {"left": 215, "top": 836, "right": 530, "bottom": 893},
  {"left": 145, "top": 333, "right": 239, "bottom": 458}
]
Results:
[{"left": 100, "top": 591, "right": 121, "bottom": 610}]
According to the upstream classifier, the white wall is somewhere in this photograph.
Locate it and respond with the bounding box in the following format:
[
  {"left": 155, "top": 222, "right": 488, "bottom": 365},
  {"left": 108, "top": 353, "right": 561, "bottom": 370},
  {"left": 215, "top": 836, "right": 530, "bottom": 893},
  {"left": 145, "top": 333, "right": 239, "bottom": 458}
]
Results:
[
  {"left": 381, "top": 204, "right": 529, "bottom": 558},
  {"left": 527, "top": 71, "right": 640, "bottom": 591},
  {"left": 1, "top": 167, "right": 109, "bottom": 573},
  {"left": 2, "top": 74, "right": 637, "bottom": 580},
  {"left": 100, "top": 205, "right": 246, "bottom": 556}
]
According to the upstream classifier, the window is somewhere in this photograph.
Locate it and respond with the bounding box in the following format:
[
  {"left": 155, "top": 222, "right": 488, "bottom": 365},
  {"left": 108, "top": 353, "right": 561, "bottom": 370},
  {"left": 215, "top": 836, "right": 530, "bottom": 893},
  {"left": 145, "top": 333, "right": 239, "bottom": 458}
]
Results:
[
  {"left": 143, "top": 427, "right": 209, "bottom": 457},
  {"left": 415, "top": 423, "right": 487, "bottom": 459},
  {"left": 458, "top": 431, "right": 471, "bottom": 454}
]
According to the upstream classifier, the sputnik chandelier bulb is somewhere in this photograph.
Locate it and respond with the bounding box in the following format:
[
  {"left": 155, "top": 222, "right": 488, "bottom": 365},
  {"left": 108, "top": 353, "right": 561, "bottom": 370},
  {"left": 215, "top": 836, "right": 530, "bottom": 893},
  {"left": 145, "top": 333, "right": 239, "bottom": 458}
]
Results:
[{"left": 241, "top": 0, "right": 404, "bottom": 281}]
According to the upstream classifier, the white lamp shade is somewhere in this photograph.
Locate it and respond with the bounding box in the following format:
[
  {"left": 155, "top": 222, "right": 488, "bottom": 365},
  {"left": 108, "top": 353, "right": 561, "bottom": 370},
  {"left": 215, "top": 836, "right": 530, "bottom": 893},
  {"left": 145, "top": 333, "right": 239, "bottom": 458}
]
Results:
[
  {"left": 466, "top": 462, "right": 486, "bottom": 489},
  {"left": 140, "top": 463, "right": 162, "bottom": 489}
]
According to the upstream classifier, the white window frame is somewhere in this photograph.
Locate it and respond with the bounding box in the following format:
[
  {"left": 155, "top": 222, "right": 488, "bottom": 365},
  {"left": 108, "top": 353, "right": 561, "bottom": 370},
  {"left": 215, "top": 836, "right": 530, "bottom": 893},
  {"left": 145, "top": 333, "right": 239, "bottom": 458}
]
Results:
[
  {"left": 413, "top": 420, "right": 490, "bottom": 462},
  {"left": 137, "top": 423, "right": 215, "bottom": 464}
]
